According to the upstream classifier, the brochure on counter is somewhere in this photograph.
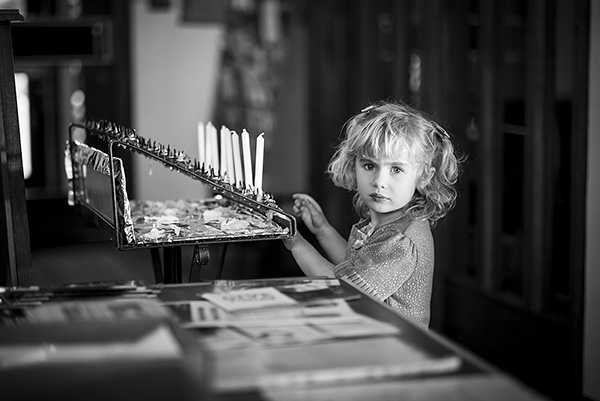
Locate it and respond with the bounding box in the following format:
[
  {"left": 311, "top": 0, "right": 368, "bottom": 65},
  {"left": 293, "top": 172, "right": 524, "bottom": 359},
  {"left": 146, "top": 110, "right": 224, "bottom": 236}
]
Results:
[
  {"left": 166, "top": 299, "right": 363, "bottom": 328},
  {"left": 193, "top": 278, "right": 362, "bottom": 306}
]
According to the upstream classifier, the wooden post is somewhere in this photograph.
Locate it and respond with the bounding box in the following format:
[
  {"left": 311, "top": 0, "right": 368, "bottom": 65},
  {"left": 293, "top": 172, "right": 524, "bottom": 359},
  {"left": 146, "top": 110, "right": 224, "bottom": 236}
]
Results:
[{"left": 0, "top": 9, "right": 32, "bottom": 287}]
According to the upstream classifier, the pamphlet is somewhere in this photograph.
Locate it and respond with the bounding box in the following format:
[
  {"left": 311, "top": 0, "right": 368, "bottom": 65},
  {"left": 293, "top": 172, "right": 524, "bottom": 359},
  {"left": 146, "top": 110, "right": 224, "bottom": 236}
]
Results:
[
  {"left": 166, "top": 299, "right": 361, "bottom": 328},
  {"left": 201, "top": 287, "right": 298, "bottom": 312},
  {"left": 196, "top": 278, "right": 361, "bottom": 305}
]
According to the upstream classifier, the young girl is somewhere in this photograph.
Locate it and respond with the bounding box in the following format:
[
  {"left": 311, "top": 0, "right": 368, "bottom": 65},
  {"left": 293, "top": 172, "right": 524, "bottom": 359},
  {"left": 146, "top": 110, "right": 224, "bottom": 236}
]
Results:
[{"left": 283, "top": 100, "right": 462, "bottom": 328}]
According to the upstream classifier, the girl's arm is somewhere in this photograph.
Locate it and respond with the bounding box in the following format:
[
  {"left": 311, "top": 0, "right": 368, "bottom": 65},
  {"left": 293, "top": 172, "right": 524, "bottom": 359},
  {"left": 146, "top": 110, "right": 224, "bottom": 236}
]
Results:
[
  {"left": 283, "top": 232, "right": 336, "bottom": 277},
  {"left": 291, "top": 193, "right": 347, "bottom": 264}
]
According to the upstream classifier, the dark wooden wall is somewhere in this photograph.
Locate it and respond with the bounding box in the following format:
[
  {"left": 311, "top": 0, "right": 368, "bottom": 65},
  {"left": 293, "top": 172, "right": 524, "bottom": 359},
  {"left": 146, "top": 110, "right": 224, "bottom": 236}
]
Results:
[
  {"left": 305, "top": 1, "right": 590, "bottom": 400},
  {"left": 1, "top": 10, "right": 31, "bottom": 286}
]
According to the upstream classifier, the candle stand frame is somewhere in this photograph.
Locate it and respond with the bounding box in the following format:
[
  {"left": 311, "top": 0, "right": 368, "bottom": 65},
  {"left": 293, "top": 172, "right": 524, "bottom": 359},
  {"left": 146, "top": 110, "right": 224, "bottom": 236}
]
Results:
[{"left": 67, "top": 118, "right": 296, "bottom": 284}]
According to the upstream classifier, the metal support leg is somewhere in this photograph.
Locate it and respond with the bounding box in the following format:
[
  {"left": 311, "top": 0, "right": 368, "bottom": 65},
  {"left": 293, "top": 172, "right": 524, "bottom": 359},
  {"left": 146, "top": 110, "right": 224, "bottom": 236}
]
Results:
[
  {"left": 163, "top": 247, "right": 182, "bottom": 284},
  {"left": 150, "top": 248, "right": 163, "bottom": 284},
  {"left": 189, "top": 245, "right": 210, "bottom": 282}
]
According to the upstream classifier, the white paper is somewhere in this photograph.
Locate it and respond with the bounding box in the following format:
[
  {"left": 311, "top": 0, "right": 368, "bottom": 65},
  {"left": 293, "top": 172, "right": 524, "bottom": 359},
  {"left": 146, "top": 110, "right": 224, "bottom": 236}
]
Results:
[{"left": 202, "top": 287, "right": 298, "bottom": 312}]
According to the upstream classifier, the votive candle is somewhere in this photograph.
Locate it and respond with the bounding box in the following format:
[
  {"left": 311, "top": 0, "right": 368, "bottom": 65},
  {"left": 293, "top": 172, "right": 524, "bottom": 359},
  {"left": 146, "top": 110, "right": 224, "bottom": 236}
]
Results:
[
  {"left": 254, "top": 133, "right": 265, "bottom": 196},
  {"left": 231, "top": 131, "right": 243, "bottom": 188},
  {"left": 220, "top": 126, "right": 228, "bottom": 179},
  {"left": 209, "top": 122, "right": 219, "bottom": 174},
  {"left": 225, "top": 128, "right": 234, "bottom": 184},
  {"left": 197, "top": 122, "right": 205, "bottom": 169},
  {"left": 241, "top": 129, "right": 253, "bottom": 189}
]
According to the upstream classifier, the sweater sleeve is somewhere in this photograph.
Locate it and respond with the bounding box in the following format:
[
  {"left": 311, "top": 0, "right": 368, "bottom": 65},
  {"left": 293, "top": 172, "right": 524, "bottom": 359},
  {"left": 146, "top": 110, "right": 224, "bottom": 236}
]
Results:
[{"left": 334, "top": 227, "right": 419, "bottom": 302}]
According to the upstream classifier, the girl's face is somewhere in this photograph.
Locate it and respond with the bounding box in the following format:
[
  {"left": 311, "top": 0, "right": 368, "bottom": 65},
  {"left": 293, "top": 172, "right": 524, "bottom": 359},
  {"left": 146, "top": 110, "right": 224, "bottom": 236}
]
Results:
[{"left": 355, "top": 148, "right": 420, "bottom": 227}]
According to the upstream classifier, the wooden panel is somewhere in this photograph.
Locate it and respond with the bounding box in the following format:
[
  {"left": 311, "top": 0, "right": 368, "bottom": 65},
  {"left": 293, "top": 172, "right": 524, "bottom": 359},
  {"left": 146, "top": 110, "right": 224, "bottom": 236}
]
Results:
[
  {"left": 305, "top": 3, "right": 590, "bottom": 399},
  {"left": 525, "top": 0, "right": 553, "bottom": 312},
  {"left": 478, "top": 0, "right": 502, "bottom": 292},
  {"left": 444, "top": 278, "right": 570, "bottom": 400},
  {"left": 0, "top": 10, "right": 32, "bottom": 287},
  {"left": 307, "top": 0, "right": 359, "bottom": 238},
  {"left": 567, "top": 0, "right": 590, "bottom": 393},
  {"left": 307, "top": 0, "right": 414, "bottom": 238}
]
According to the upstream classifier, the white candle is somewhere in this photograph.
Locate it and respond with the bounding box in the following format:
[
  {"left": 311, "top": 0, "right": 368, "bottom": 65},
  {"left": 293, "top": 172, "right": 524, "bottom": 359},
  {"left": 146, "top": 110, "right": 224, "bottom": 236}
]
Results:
[
  {"left": 220, "top": 126, "right": 228, "bottom": 179},
  {"left": 241, "top": 129, "right": 253, "bottom": 189},
  {"left": 209, "top": 122, "right": 219, "bottom": 174},
  {"left": 205, "top": 122, "right": 212, "bottom": 171},
  {"left": 197, "top": 122, "right": 205, "bottom": 169},
  {"left": 254, "top": 133, "right": 265, "bottom": 196},
  {"left": 225, "top": 128, "right": 234, "bottom": 184},
  {"left": 231, "top": 131, "right": 243, "bottom": 188}
]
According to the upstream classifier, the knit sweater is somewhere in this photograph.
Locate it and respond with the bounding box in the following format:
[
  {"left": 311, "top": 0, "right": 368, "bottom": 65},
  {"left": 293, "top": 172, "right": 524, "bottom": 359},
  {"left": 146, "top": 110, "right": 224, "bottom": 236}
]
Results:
[{"left": 334, "top": 213, "right": 434, "bottom": 328}]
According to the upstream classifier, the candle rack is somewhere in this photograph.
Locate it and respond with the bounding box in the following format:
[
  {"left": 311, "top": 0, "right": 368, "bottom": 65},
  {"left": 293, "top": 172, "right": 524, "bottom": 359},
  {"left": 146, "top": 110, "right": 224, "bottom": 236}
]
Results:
[{"left": 66, "top": 118, "right": 296, "bottom": 282}]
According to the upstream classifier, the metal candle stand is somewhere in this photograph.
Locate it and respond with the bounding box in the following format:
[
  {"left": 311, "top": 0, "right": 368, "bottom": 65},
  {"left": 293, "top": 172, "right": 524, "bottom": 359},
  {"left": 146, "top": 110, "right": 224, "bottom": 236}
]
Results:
[{"left": 67, "top": 118, "right": 296, "bottom": 283}]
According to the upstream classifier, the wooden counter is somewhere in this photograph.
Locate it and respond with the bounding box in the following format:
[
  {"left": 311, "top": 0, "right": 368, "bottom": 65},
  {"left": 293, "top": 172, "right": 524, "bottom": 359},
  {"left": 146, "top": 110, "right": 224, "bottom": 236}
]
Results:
[
  {"left": 0, "top": 278, "right": 550, "bottom": 401},
  {"left": 158, "top": 278, "right": 551, "bottom": 401}
]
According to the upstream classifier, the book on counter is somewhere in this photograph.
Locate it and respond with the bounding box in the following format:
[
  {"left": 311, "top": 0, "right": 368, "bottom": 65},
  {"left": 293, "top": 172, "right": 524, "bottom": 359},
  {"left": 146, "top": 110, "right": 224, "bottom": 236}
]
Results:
[
  {"left": 212, "top": 335, "right": 462, "bottom": 392},
  {"left": 195, "top": 278, "right": 361, "bottom": 307},
  {"left": 165, "top": 299, "right": 364, "bottom": 328},
  {"left": 181, "top": 278, "right": 462, "bottom": 392},
  {"left": 24, "top": 297, "right": 173, "bottom": 324},
  {"left": 0, "top": 296, "right": 210, "bottom": 401},
  {"left": 0, "top": 280, "right": 160, "bottom": 307},
  {"left": 0, "top": 298, "right": 191, "bottom": 372},
  {"left": 204, "top": 315, "right": 402, "bottom": 349}
]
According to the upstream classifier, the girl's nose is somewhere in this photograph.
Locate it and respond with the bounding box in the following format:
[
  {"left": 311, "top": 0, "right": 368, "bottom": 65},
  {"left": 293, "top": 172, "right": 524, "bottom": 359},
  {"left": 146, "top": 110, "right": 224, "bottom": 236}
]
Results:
[{"left": 372, "top": 172, "right": 387, "bottom": 188}]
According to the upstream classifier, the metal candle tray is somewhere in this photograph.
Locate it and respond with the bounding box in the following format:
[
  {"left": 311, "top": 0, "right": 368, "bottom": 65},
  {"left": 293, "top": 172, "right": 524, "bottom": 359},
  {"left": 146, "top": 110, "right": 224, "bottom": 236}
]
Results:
[{"left": 66, "top": 118, "right": 296, "bottom": 250}]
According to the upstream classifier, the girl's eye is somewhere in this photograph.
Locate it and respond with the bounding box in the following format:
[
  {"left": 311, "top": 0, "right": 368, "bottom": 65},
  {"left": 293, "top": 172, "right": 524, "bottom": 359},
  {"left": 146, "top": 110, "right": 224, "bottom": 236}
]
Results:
[
  {"left": 391, "top": 166, "right": 403, "bottom": 174},
  {"left": 362, "top": 162, "right": 375, "bottom": 170}
]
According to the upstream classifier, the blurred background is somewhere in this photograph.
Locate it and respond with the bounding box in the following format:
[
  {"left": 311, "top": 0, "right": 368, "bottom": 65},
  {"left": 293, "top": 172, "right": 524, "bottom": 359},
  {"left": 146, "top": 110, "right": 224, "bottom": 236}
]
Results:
[{"left": 1, "top": 1, "right": 598, "bottom": 400}]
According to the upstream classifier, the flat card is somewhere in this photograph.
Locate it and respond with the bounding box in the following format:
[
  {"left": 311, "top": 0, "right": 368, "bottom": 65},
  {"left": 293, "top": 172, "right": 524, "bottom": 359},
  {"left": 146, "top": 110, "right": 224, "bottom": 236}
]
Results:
[
  {"left": 202, "top": 287, "right": 298, "bottom": 312},
  {"left": 165, "top": 299, "right": 361, "bottom": 328},
  {"left": 238, "top": 325, "right": 332, "bottom": 347}
]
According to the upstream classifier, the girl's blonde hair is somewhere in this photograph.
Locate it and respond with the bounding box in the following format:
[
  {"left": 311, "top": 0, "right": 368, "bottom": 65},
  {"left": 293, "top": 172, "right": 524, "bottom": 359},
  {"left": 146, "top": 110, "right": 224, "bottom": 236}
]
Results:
[{"left": 327, "top": 100, "right": 462, "bottom": 226}]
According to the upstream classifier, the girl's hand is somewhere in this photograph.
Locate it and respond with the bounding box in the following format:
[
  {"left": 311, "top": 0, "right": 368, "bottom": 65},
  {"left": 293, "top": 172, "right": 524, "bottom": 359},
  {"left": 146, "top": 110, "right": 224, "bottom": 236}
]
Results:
[
  {"left": 292, "top": 193, "right": 328, "bottom": 235},
  {"left": 288, "top": 193, "right": 348, "bottom": 267}
]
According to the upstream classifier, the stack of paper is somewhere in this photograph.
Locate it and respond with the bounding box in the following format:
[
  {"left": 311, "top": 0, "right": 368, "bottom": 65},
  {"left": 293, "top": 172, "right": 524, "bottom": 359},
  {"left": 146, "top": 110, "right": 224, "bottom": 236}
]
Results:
[
  {"left": 213, "top": 336, "right": 462, "bottom": 391},
  {"left": 164, "top": 280, "right": 401, "bottom": 348},
  {"left": 0, "top": 298, "right": 185, "bottom": 371},
  {"left": 164, "top": 279, "right": 463, "bottom": 392}
]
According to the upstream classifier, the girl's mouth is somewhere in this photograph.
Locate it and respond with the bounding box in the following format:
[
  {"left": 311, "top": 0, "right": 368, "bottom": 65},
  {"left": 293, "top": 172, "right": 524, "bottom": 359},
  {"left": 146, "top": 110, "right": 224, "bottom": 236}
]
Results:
[{"left": 369, "top": 193, "right": 388, "bottom": 202}]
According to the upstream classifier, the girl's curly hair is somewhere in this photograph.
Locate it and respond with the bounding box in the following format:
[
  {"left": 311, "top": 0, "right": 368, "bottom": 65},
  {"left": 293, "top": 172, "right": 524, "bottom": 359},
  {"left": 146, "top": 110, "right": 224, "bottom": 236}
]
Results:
[{"left": 327, "top": 100, "right": 463, "bottom": 227}]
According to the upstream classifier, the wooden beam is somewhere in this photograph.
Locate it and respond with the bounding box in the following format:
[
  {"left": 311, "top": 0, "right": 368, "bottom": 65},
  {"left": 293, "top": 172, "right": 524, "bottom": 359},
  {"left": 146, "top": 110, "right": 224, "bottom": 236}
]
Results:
[{"left": 0, "top": 9, "right": 32, "bottom": 287}]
